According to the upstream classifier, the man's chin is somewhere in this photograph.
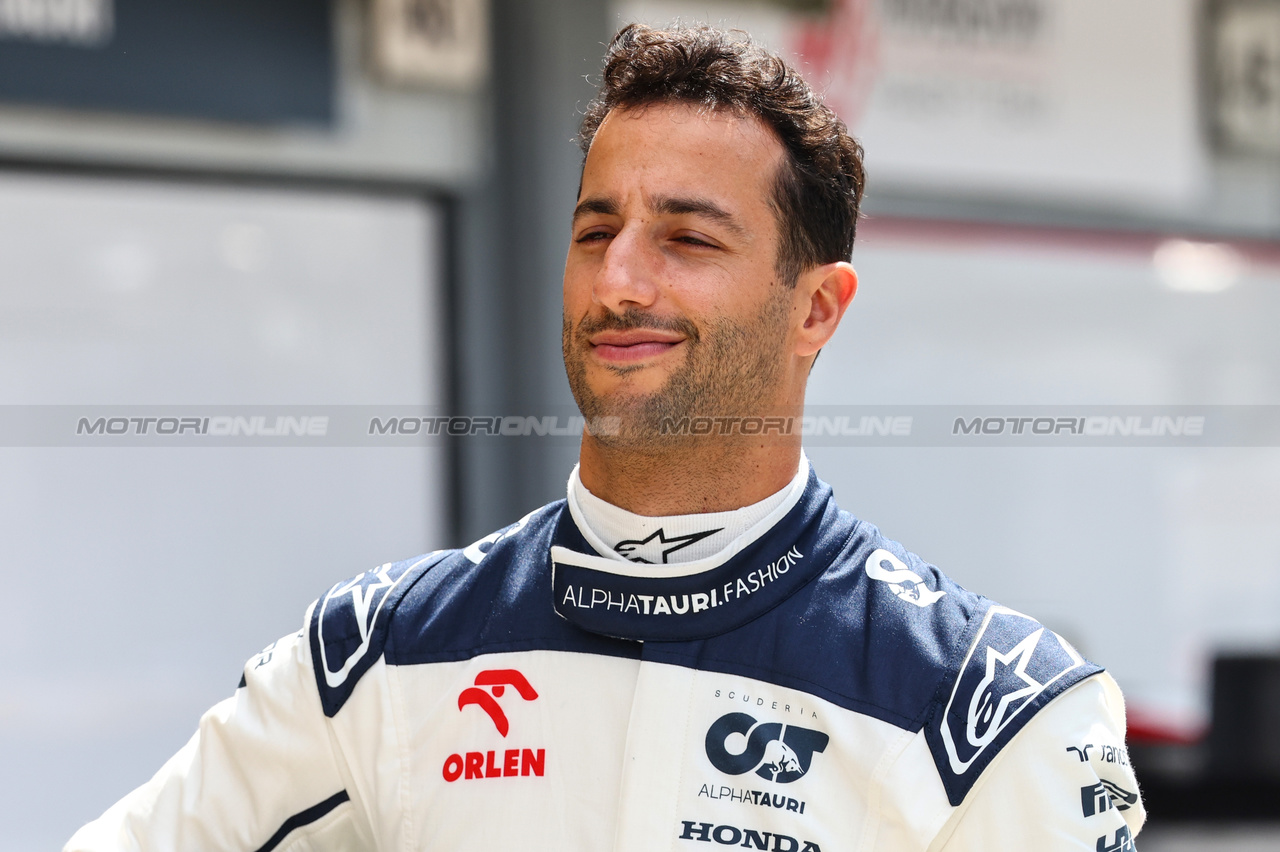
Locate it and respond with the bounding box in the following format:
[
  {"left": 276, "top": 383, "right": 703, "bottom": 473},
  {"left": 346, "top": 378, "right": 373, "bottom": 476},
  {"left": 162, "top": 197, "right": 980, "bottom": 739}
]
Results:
[
  {"left": 579, "top": 371, "right": 674, "bottom": 407},
  {"left": 577, "top": 390, "right": 660, "bottom": 424},
  {"left": 574, "top": 391, "right": 668, "bottom": 444}
]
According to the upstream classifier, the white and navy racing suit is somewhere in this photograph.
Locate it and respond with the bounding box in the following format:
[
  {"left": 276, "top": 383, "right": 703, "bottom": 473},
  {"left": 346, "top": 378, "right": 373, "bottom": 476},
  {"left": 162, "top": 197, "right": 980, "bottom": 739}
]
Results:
[{"left": 67, "top": 468, "right": 1144, "bottom": 851}]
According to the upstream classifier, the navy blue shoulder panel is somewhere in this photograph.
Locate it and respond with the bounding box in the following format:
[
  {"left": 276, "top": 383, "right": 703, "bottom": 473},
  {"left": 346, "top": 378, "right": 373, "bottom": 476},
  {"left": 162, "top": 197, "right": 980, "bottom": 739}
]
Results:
[
  {"left": 645, "top": 515, "right": 1101, "bottom": 804},
  {"left": 308, "top": 550, "right": 449, "bottom": 717},
  {"left": 643, "top": 518, "right": 986, "bottom": 730},
  {"left": 922, "top": 604, "right": 1102, "bottom": 804},
  {"left": 309, "top": 504, "right": 639, "bottom": 717},
  {"left": 383, "top": 504, "right": 638, "bottom": 669}
]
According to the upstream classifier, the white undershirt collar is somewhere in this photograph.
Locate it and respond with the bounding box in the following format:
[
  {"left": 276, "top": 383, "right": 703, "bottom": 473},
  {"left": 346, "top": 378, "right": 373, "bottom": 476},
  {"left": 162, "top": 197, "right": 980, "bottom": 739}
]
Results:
[{"left": 566, "top": 454, "right": 810, "bottom": 573}]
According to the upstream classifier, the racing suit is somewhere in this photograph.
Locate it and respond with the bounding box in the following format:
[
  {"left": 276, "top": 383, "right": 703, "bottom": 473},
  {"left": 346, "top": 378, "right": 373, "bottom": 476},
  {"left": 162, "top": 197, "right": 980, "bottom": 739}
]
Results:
[{"left": 66, "top": 468, "right": 1145, "bottom": 851}]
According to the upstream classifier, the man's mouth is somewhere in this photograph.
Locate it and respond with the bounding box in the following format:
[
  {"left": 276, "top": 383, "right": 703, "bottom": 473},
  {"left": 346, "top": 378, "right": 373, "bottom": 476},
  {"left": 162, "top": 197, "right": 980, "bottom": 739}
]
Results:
[{"left": 588, "top": 330, "right": 685, "bottom": 363}]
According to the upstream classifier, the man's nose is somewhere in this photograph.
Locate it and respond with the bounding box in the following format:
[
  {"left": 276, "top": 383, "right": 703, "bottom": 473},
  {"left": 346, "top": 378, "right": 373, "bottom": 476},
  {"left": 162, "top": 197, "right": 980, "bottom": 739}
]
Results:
[{"left": 592, "top": 227, "right": 659, "bottom": 312}]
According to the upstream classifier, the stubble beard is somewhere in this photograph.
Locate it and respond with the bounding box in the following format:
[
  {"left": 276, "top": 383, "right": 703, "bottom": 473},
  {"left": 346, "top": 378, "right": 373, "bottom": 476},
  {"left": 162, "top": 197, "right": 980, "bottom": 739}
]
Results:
[{"left": 562, "top": 292, "right": 792, "bottom": 454}]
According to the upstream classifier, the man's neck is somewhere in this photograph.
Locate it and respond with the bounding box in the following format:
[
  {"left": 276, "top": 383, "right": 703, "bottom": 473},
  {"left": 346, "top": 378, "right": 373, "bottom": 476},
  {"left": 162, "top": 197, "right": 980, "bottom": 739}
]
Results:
[{"left": 576, "top": 436, "right": 803, "bottom": 516}]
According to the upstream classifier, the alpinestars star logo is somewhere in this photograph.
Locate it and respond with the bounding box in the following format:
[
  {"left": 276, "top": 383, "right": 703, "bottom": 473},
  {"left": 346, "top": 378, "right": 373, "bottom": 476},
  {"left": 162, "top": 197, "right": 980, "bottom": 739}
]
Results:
[
  {"left": 705, "top": 713, "right": 829, "bottom": 784},
  {"left": 458, "top": 669, "right": 539, "bottom": 736},
  {"left": 318, "top": 562, "right": 412, "bottom": 688},
  {"left": 939, "top": 607, "right": 1085, "bottom": 779},
  {"left": 615, "top": 527, "right": 723, "bottom": 563},
  {"left": 968, "top": 630, "right": 1044, "bottom": 743}
]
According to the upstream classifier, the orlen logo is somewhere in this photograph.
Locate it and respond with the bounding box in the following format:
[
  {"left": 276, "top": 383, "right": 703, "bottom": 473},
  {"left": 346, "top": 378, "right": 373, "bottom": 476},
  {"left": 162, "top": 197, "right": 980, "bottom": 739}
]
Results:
[
  {"left": 705, "top": 713, "right": 829, "bottom": 784},
  {"left": 443, "top": 669, "right": 545, "bottom": 782},
  {"left": 457, "top": 668, "right": 538, "bottom": 735}
]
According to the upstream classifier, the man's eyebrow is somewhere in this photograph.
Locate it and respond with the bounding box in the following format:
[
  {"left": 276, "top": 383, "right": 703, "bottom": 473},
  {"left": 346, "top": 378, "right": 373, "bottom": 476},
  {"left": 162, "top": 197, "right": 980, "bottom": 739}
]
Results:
[
  {"left": 572, "top": 196, "right": 619, "bottom": 223},
  {"left": 571, "top": 194, "right": 749, "bottom": 240},
  {"left": 651, "top": 195, "right": 747, "bottom": 239}
]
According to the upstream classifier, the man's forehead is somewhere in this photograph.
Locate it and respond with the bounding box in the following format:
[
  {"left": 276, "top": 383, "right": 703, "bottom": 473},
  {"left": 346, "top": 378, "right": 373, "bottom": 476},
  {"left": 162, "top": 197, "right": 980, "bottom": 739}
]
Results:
[
  {"left": 579, "top": 102, "right": 785, "bottom": 210},
  {"left": 590, "top": 101, "right": 782, "bottom": 154}
]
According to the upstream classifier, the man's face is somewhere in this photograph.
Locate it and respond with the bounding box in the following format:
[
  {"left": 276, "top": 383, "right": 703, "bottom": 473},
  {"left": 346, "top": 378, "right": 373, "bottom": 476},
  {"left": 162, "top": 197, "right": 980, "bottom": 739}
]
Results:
[{"left": 563, "top": 103, "right": 802, "bottom": 442}]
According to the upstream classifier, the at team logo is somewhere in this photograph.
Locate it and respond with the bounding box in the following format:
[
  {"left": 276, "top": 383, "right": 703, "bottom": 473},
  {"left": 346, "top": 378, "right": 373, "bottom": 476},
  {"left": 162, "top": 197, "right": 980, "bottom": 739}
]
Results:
[
  {"left": 457, "top": 669, "right": 539, "bottom": 736},
  {"left": 463, "top": 512, "right": 534, "bottom": 564},
  {"left": 705, "top": 713, "right": 829, "bottom": 784},
  {"left": 864, "top": 549, "right": 945, "bottom": 607}
]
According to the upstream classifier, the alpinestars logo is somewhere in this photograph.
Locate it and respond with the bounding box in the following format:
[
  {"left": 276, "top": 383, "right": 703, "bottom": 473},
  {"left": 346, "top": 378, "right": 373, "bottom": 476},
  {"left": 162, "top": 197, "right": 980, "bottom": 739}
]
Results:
[
  {"left": 969, "top": 631, "right": 1044, "bottom": 739},
  {"left": 443, "top": 669, "right": 546, "bottom": 783},
  {"left": 864, "top": 549, "right": 945, "bottom": 607},
  {"left": 318, "top": 562, "right": 414, "bottom": 688},
  {"left": 615, "top": 527, "right": 722, "bottom": 563},
  {"left": 705, "top": 713, "right": 829, "bottom": 784},
  {"left": 940, "top": 607, "right": 1085, "bottom": 777}
]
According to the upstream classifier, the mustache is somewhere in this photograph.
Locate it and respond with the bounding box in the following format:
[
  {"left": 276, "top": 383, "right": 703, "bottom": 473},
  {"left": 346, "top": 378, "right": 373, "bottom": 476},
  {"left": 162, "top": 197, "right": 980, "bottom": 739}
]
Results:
[{"left": 574, "top": 309, "right": 699, "bottom": 342}]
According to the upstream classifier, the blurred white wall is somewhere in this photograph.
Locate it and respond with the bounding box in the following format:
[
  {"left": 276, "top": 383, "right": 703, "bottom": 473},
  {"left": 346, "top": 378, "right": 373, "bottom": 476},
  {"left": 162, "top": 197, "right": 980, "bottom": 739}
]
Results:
[{"left": 0, "top": 172, "right": 449, "bottom": 849}]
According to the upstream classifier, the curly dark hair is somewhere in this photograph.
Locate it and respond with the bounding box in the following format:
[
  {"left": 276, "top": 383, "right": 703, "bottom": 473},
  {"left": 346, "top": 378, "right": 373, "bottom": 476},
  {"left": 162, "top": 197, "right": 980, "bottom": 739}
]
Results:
[{"left": 578, "top": 23, "right": 865, "bottom": 287}]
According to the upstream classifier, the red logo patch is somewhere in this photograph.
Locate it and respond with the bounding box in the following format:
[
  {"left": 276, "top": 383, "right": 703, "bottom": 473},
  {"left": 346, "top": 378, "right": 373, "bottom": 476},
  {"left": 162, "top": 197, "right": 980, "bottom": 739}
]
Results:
[
  {"left": 457, "top": 668, "right": 538, "bottom": 736},
  {"left": 444, "top": 668, "right": 545, "bottom": 782}
]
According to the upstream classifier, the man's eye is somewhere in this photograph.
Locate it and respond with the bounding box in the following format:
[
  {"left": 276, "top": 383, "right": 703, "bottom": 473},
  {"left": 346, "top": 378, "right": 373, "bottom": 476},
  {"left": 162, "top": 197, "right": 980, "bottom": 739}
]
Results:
[
  {"left": 576, "top": 230, "right": 613, "bottom": 243},
  {"left": 675, "top": 235, "right": 714, "bottom": 247}
]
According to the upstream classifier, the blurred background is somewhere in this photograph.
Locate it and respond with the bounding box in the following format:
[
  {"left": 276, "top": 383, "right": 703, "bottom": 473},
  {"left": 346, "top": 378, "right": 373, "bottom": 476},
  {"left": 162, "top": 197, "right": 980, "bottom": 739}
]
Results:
[{"left": 1, "top": 0, "right": 1278, "bottom": 848}]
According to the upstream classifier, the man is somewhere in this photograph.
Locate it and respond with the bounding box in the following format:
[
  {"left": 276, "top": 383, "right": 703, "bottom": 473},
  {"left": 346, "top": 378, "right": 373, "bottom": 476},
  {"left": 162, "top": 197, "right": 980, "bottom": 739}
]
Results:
[{"left": 68, "top": 24, "right": 1144, "bottom": 852}]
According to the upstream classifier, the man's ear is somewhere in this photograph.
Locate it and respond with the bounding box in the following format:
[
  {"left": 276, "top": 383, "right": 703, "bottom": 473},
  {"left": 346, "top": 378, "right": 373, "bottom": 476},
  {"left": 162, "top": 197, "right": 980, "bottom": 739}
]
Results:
[{"left": 794, "top": 261, "right": 857, "bottom": 358}]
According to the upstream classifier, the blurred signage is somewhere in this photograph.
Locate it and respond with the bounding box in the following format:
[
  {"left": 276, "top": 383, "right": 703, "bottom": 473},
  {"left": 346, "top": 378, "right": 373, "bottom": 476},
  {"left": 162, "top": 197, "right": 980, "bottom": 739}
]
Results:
[
  {"left": 0, "top": 0, "right": 333, "bottom": 125},
  {"left": 0, "top": 0, "right": 112, "bottom": 45},
  {"left": 618, "top": 0, "right": 1208, "bottom": 210},
  {"left": 1207, "top": 0, "right": 1280, "bottom": 156},
  {"left": 372, "top": 0, "right": 489, "bottom": 89},
  {"left": 808, "top": 0, "right": 1207, "bottom": 209}
]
